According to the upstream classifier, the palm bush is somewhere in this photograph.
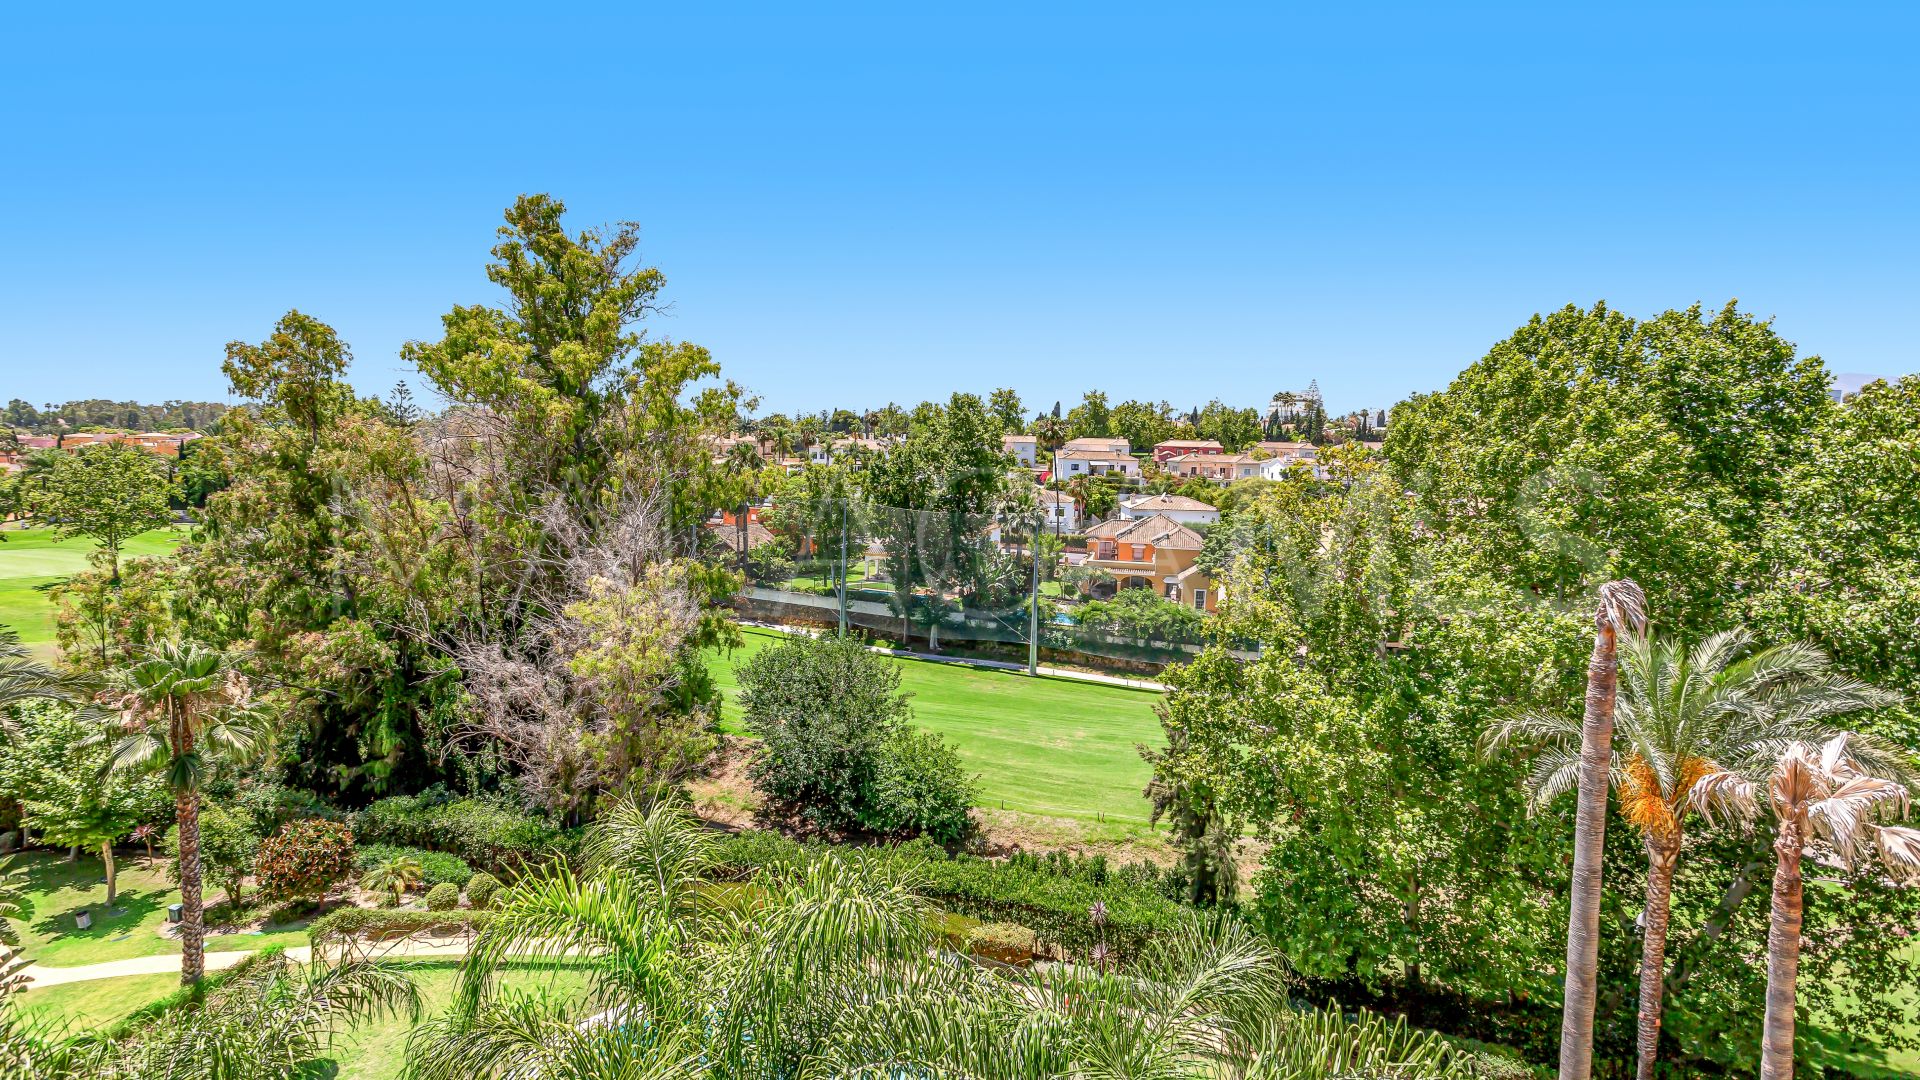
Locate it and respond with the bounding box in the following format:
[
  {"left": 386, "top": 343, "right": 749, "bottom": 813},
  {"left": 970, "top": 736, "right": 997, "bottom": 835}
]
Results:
[
  {"left": 361, "top": 853, "right": 425, "bottom": 906},
  {"left": 406, "top": 799, "right": 1477, "bottom": 1080}
]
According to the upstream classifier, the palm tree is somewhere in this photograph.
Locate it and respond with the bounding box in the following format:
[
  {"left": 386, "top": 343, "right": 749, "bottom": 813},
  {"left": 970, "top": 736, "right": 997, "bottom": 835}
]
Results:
[
  {"left": 1562, "top": 580, "right": 1646, "bottom": 1080},
  {"left": 361, "top": 854, "right": 424, "bottom": 907},
  {"left": 91, "top": 639, "right": 262, "bottom": 985},
  {"left": 1488, "top": 629, "right": 1900, "bottom": 1080},
  {"left": 1693, "top": 734, "right": 1920, "bottom": 1080},
  {"left": 0, "top": 856, "right": 29, "bottom": 1000}
]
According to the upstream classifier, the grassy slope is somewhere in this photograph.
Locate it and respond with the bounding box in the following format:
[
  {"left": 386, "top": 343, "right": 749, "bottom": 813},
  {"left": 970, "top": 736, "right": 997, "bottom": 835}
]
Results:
[
  {"left": 11, "top": 850, "right": 311, "bottom": 968},
  {"left": 0, "top": 526, "right": 187, "bottom": 652},
  {"left": 11, "top": 970, "right": 182, "bottom": 1032},
  {"left": 707, "top": 626, "right": 1163, "bottom": 823}
]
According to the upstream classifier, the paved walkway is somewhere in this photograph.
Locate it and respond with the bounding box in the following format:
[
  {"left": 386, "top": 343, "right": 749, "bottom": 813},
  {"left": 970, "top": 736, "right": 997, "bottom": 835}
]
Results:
[{"left": 16, "top": 934, "right": 478, "bottom": 989}]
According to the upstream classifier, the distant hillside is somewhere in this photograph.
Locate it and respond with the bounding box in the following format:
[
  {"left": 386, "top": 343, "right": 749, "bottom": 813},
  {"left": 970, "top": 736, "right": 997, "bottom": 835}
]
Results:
[{"left": 3, "top": 398, "right": 228, "bottom": 434}]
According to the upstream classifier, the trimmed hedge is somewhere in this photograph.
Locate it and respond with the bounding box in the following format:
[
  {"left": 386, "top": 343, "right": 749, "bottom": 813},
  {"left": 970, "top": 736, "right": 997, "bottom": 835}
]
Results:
[
  {"left": 308, "top": 907, "right": 495, "bottom": 948},
  {"left": 965, "top": 922, "right": 1037, "bottom": 966},
  {"left": 355, "top": 844, "right": 472, "bottom": 888},
  {"left": 424, "top": 882, "right": 461, "bottom": 911},
  {"left": 710, "top": 831, "right": 1191, "bottom": 962},
  {"left": 465, "top": 871, "right": 501, "bottom": 910},
  {"left": 351, "top": 789, "right": 575, "bottom": 874}
]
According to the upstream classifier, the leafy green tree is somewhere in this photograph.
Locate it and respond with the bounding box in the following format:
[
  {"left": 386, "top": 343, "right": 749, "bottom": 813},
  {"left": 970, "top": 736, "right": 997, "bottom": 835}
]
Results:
[
  {"left": 1110, "top": 399, "right": 1179, "bottom": 453},
  {"left": 988, "top": 388, "right": 1025, "bottom": 434},
  {"left": 50, "top": 553, "right": 177, "bottom": 673},
  {"left": 1065, "top": 390, "right": 1112, "bottom": 438},
  {"left": 28, "top": 442, "right": 175, "bottom": 581},
  {"left": 22, "top": 739, "right": 151, "bottom": 907},
  {"left": 866, "top": 393, "right": 1006, "bottom": 642},
  {"left": 1387, "top": 301, "right": 1832, "bottom": 633},
  {"left": 1192, "top": 399, "right": 1261, "bottom": 451},
  {"left": 1754, "top": 376, "right": 1920, "bottom": 700},
  {"left": 93, "top": 640, "right": 263, "bottom": 984}
]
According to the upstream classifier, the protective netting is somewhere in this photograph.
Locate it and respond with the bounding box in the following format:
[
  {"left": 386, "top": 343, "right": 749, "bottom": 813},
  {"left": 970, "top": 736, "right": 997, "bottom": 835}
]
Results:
[{"left": 711, "top": 497, "right": 1212, "bottom": 670}]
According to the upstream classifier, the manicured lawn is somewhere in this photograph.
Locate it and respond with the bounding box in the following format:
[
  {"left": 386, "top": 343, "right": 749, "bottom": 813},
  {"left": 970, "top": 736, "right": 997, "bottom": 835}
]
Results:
[
  {"left": 10, "top": 850, "right": 311, "bottom": 968},
  {"left": 322, "top": 961, "right": 593, "bottom": 1079},
  {"left": 707, "top": 626, "right": 1163, "bottom": 823},
  {"left": 10, "top": 970, "right": 182, "bottom": 1032},
  {"left": 0, "top": 526, "right": 187, "bottom": 653}
]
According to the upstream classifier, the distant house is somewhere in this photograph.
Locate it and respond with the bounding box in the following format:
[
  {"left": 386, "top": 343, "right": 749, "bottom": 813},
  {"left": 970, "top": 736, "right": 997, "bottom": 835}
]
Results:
[
  {"left": 1061, "top": 436, "right": 1131, "bottom": 457},
  {"left": 1037, "top": 487, "right": 1079, "bottom": 532},
  {"left": 1118, "top": 494, "right": 1220, "bottom": 526},
  {"left": 1165, "top": 452, "right": 1261, "bottom": 482},
  {"left": 1055, "top": 449, "right": 1140, "bottom": 479},
  {"left": 1152, "top": 438, "right": 1224, "bottom": 463},
  {"left": 1081, "top": 513, "right": 1217, "bottom": 611},
  {"left": 18, "top": 435, "right": 56, "bottom": 450},
  {"left": 1254, "top": 441, "right": 1315, "bottom": 461},
  {"left": 1001, "top": 433, "right": 1038, "bottom": 467}
]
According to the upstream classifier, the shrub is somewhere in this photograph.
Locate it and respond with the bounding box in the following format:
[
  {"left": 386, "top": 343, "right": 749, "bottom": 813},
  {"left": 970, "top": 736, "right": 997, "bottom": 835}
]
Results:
[
  {"left": 307, "top": 908, "right": 494, "bottom": 948},
  {"left": 742, "top": 633, "right": 910, "bottom": 835},
  {"left": 423, "top": 882, "right": 460, "bottom": 911},
  {"left": 254, "top": 819, "right": 355, "bottom": 904},
  {"left": 742, "top": 633, "right": 970, "bottom": 842},
  {"left": 355, "top": 844, "right": 472, "bottom": 888},
  {"left": 710, "top": 830, "right": 1189, "bottom": 963},
  {"left": 351, "top": 788, "right": 563, "bottom": 872},
  {"left": 465, "top": 871, "right": 501, "bottom": 910},
  {"left": 964, "top": 921, "right": 1036, "bottom": 965},
  {"left": 863, "top": 727, "right": 975, "bottom": 844}
]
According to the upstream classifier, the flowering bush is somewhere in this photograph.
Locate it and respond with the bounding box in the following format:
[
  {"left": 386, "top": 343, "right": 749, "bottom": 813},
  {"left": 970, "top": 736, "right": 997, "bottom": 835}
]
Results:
[{"left": 254, "top": 819, "right": 355, "bottom": 903}]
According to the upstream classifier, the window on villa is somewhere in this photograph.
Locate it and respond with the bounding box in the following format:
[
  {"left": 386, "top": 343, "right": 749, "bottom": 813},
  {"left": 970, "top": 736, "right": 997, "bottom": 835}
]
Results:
[
  {"left": 1193, "top": 588, "right": 1206, "bottom": 610},
  {"left": 1130, "top": 544, "right": 1145, "bottom": 561}
]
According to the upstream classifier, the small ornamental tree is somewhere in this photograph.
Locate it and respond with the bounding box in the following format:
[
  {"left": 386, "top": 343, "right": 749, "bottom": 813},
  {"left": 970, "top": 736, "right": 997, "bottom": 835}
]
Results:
[{"left": 255, "top": 819, "right": 354, "bottom": 906}]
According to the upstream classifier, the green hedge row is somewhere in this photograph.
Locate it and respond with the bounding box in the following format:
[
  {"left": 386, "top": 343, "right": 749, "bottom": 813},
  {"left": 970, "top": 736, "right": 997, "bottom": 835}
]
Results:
[
  {"left": 355, "top": 844, "right": 473, "bottom": 888},
  {"left": 709, "top": 831, "right": 1191, "bottom": 961},
  {"left": 349, "top": 788, "right": 578, "bottom": 874},
  {"left": 308, "top": 907, "right": 496, "bottom": 948}
]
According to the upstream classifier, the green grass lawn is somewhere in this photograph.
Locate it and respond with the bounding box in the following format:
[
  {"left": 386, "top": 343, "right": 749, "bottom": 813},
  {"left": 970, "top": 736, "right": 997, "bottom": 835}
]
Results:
[
  {"left": 14, "top": 960, "right": 590, "bottom": 1076},
  {"left": 10, "top": 850, "right": 311, "bottom": 968},
  {"left": 321, "top": 961, "right": 593, "bottom": 1079},
  {"left": 0, "top": 526, "right": 187, "bottom": 652},
  {"left": 707, "top": 626, "right": 1164, "bottom": 823}
]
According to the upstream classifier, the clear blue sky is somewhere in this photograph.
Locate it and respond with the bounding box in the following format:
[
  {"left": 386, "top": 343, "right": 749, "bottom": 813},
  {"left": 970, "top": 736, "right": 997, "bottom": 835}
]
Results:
[{"left": 3, "top": 3, "right": 1914, "bottom": 417}]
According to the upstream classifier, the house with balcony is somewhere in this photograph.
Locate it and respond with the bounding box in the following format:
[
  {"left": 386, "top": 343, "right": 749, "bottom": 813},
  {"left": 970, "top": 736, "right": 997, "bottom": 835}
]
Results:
[
  {"left": 1054, "top": 448, "right": 1141, "bottom": 479},
  {"left": 1152, "top": 438, "right": 1224, "bottom": 463},
  {"left": 1081, "top": 512, "right": 1218, "bottom": 612},
  {"left": 1164, "top": 452, "right": 1262, "bottom": 482}
]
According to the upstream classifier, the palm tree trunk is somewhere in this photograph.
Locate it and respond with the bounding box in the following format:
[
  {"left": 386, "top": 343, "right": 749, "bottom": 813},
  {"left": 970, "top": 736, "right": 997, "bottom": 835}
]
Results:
[
  {"left": 1562, "top": 609, "right": 1622, "bottom": 1080},
  {"left": 1760, "top": 816, "right": 1805, "bottom": 1080},
  {"left": 100, "top": 839, "right": 118, "bottom": 907},
  {"left": 176, "top": 790, "right": 205, "bottom": 985},
  {"left": 1635, "top": 830, "right": 1682, "bottom": 1080}
]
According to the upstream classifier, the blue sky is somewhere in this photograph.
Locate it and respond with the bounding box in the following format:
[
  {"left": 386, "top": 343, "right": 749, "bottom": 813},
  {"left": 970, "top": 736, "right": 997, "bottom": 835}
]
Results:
[{"left": 2, "top": 3, "right": 1914, "bottom": 417}]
